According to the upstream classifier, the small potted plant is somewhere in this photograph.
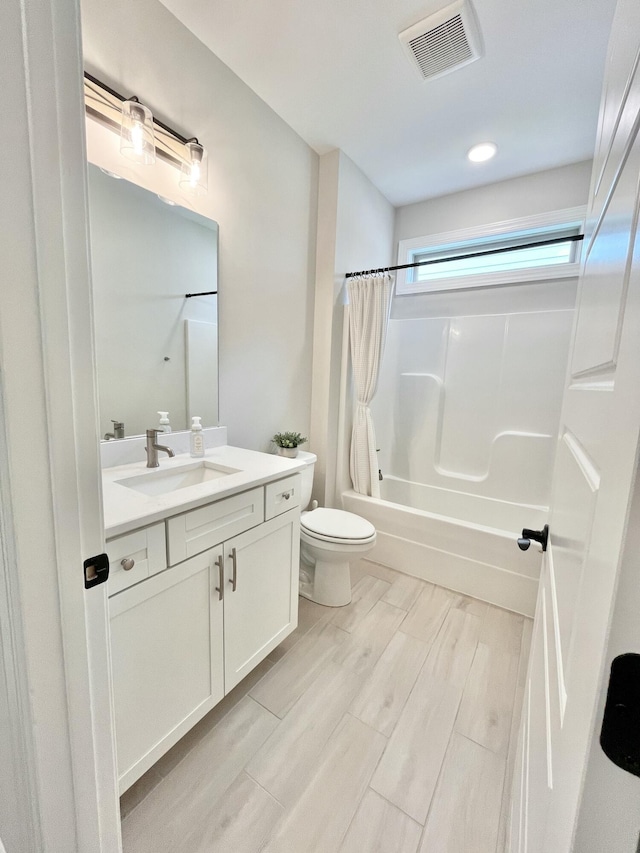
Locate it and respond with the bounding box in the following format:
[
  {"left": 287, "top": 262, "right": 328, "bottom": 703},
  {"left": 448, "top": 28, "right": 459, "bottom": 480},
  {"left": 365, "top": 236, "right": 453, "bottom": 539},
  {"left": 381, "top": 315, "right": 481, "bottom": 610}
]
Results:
[{"left": 272, "top": 431, "right": 308, "bottom": 458}]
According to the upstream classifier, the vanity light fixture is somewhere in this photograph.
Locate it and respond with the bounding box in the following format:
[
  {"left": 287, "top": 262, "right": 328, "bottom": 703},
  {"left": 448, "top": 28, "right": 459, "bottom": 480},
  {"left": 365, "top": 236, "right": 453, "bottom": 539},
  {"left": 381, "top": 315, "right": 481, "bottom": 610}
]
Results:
[
  {"left": 179, "top": 140, "right": 208, "bottom": 195},
  {"left": 84, "top": 72, "right": 208, "bottom": 194},
  {"left": 467, "top": 142, "right": 497, "bottom": 162},
  {"left": 120, "top": 98, "right": 156, "bottom": 164}
]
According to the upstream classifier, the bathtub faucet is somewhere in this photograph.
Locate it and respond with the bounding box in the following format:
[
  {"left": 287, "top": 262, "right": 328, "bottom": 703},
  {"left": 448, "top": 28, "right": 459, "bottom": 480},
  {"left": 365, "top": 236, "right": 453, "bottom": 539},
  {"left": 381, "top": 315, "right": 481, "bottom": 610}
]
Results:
[{"left": 517, "top": 524, "right": 549, "bottom": 552}]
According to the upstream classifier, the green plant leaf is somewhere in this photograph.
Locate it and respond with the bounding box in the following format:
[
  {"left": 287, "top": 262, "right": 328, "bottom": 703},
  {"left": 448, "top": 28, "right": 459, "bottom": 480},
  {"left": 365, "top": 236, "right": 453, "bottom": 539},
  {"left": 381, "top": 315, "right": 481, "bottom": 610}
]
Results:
[{"left": 272, "top": 431, "right": 308, "bottom": 448}]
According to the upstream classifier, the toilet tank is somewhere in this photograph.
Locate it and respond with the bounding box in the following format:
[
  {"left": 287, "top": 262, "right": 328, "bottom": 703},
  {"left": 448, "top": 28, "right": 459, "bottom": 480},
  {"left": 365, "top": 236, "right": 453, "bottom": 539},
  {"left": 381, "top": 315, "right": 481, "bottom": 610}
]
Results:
[{"left": 295, "top": 450, "right": 316, "bottom": 510}]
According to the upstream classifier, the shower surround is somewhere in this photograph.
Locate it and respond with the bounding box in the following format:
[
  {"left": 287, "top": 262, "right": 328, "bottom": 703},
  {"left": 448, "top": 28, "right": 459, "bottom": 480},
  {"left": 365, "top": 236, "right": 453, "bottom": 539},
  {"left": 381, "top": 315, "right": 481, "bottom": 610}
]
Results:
[{"left": 344, "top": 301, "right": 574, "bottom": 616}]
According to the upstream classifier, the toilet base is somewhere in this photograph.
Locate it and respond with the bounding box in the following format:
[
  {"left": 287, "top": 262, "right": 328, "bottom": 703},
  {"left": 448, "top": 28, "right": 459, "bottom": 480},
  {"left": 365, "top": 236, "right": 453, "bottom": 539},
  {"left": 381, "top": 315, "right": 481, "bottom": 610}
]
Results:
[{"left": 299, "top": 556, "right": 352, "bottom": 607}]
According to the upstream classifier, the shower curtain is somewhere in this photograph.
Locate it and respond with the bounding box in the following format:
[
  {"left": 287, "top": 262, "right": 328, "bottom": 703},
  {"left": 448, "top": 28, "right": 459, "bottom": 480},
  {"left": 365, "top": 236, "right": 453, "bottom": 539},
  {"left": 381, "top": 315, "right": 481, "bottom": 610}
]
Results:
[{"left": 347, "top": 273, "right": 394, "bottom": 498}]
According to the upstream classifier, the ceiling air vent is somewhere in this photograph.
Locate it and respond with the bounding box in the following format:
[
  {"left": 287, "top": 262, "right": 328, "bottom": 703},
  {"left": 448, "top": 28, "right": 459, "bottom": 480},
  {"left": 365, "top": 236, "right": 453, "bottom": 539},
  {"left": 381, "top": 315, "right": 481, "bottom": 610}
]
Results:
[{"left": 399, "top": 0, "right": 483, "bottom": 81}]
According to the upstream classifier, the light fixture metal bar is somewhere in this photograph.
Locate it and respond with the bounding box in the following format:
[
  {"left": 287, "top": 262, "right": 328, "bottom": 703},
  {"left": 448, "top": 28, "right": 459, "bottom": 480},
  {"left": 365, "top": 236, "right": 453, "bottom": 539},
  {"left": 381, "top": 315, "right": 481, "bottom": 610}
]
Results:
[
  {"left": 83, "top": 72, "right": 200, "bottom": 170},
  {"left": 84, "top": 72, "right": 195, "bottom": 145}
]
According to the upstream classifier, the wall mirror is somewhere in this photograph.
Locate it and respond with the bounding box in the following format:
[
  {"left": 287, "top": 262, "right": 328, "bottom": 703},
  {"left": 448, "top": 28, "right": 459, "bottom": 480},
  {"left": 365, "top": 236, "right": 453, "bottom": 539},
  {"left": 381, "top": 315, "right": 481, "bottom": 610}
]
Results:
[{"left": 87, "top": 164, "right": 219, "bottom": 440}]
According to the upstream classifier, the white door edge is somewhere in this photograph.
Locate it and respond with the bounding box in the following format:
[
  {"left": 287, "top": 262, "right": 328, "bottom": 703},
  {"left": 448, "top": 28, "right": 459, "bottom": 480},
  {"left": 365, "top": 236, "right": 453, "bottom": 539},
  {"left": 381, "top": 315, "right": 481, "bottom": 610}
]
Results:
[
  {"left": 0, "top": 412, "right": 41, "bottom": 853},
  {"left": 1, "top": 0, "right": 121, "bottom": 849}
]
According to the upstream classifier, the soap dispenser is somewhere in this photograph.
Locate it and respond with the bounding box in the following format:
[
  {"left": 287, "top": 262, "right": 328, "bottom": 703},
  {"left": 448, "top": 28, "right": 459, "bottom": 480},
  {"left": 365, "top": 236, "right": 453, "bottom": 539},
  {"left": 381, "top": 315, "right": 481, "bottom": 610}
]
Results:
[
  {"left": 158, "top": 411, "right": 171, "bottom": 433},
  {"left": 190, "top": 416, "right": 204, "bottom": 457}
]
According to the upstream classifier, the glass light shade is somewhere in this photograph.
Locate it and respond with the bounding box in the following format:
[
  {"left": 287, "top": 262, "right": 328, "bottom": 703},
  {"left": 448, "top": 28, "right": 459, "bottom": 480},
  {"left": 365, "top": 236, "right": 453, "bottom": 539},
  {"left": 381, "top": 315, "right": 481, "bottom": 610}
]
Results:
[
  {"left": 120, "top": 100, "right": 156, "bottom": 165},
  {"left": 179, "top": 141, "right": 208, "bottom": 195}
]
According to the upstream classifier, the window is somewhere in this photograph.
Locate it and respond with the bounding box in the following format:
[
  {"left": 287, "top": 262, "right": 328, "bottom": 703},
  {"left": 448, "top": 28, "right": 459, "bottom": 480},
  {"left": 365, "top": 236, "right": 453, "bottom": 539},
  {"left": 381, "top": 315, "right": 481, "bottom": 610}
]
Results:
[{"left": 396, "top": 207, "right": 585, "bottom": 295}]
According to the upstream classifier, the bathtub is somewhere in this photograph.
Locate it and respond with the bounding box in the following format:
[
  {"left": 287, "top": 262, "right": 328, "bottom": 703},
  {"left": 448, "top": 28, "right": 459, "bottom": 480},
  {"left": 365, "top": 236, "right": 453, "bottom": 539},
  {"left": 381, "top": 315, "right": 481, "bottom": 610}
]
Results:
[{"left": 342, "top": 475, "right": 545, "bottom": 616}]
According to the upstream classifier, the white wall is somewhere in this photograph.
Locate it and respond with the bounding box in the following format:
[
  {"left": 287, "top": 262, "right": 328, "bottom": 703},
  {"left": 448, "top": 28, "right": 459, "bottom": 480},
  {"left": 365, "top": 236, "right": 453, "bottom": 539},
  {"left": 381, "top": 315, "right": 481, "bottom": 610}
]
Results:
[
  {"left": 395, "top": 160, "right": 592, "bottom": 242},
  {"left": 81, "top": 0, "right": 318, "bottom": 452},
  {"left": 310, "top": 150, "right": 395, "bottom": 505}
]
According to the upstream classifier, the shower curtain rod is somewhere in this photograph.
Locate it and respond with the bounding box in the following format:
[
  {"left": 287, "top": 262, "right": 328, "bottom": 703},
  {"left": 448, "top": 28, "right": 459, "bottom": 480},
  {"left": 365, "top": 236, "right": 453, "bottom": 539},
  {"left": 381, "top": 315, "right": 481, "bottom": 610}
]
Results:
[{"left": 345, "top": 233, "right": 584, "bottom": 278}]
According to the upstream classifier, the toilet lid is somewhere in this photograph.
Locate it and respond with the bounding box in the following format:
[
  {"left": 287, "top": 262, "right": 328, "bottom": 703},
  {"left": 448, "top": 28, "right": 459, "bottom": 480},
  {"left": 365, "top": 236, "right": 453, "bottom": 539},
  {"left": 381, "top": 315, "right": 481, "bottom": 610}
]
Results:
[{"left": 301, "top": 508, "right": 375, "bottom": 541}]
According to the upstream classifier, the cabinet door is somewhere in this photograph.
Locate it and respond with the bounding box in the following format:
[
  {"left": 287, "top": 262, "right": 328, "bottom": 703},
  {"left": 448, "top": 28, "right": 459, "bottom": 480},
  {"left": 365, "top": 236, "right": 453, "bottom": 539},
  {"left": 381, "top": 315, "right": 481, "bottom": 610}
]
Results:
[
  {"left": 109, "top": 545, "right": 224, "bottom": 792},
  {"left": 223, "top": 510, "right": 299, "bottom": 691}
]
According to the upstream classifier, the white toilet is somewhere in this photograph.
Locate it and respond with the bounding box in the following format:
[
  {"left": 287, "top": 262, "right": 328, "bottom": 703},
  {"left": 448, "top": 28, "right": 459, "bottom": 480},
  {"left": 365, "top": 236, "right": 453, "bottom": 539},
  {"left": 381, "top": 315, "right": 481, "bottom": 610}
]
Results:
[{"left": 296, "top": 451, "right": 376, "bottom": 606}]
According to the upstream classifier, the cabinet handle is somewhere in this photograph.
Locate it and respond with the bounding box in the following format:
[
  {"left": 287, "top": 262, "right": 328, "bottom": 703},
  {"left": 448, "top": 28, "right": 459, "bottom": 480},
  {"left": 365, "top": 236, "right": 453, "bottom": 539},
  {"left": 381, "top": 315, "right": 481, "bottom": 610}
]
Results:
[
  {"left": 121, "top": 558, "right": 135, "bottom": 572},
  {"left": 229, "top": 547, "right": 238, "bottom": 592},
  {"left": 282, "top": 491, "right": 291, "bottom": 500},
  {"left": 214, "top": 555, "right": 224, "bottom": 601}
]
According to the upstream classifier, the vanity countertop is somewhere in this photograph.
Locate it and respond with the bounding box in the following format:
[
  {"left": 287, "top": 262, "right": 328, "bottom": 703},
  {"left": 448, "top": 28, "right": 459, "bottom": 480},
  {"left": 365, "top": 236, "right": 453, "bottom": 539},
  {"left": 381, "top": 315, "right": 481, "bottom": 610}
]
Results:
[{"left": 102, "top": 445, "right": 307, "bottom": 538}]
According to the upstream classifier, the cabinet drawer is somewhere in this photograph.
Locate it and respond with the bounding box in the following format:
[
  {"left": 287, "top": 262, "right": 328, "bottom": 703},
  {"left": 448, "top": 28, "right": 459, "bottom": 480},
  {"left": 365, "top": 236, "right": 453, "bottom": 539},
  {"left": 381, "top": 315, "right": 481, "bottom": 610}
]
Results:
[
  {"left": 107, "top": 523, "right": 167, "bottom": 595},
  {"left": 265, "top": 474, "right": 301, "bottom": 521},
  {"left": 167, "top": 487, "right": 264, "bottom": 566}
]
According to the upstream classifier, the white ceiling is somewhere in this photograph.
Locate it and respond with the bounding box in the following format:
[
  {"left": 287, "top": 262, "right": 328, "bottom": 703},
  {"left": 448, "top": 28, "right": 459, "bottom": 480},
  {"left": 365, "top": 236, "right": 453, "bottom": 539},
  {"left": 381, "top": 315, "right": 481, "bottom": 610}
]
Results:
[{"left": 159, "top": 0, "right": 617, "bottom": 207}]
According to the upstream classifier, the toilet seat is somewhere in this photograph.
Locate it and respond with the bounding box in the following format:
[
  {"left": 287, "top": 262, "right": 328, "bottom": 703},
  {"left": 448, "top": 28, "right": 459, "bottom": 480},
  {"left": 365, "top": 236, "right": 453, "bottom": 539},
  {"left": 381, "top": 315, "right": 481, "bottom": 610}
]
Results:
[{"left": 301, "top": 508, "right": 376, "bottom": 546}]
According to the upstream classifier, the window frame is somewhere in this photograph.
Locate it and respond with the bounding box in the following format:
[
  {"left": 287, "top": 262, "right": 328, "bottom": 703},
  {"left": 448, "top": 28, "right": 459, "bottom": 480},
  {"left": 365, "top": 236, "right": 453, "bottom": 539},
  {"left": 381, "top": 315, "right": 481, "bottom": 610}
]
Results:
[{"left": 396, "top": 206, "right": 586, "bottom": 295}]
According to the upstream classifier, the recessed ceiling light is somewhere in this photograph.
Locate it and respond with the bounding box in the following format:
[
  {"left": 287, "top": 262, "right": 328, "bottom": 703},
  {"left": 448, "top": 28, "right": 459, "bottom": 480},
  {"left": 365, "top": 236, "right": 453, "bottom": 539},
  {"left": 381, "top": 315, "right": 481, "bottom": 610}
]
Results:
[
  {"left": 467, "top": 142, "right": 497, "bottom": 163},
  {"left": 158, "top": 195, "right": 177, "bottom": 206}
]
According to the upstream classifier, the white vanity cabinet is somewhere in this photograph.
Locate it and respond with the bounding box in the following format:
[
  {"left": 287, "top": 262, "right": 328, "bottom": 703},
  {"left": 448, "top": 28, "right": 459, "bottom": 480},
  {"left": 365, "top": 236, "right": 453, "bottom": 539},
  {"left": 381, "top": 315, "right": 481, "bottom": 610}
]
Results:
[{"left": 106, "top": 473, "right": 300, "bottom": 793}]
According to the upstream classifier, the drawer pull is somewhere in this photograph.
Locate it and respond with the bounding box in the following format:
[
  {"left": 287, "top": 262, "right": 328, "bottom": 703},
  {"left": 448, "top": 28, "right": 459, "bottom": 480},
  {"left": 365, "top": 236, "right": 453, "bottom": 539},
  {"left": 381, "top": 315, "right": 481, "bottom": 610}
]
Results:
[
  {"left": 229, "top": 547, "right": 238, "bottom": 592},
  {"left": 121, "top": 558, "right": 135, "bottom": 572},
  {"left": 214, "top": 555, "right": 224, "bottom": 601},
  {"left": 282, "top": 491, "right": 291, "bottom": 500}
]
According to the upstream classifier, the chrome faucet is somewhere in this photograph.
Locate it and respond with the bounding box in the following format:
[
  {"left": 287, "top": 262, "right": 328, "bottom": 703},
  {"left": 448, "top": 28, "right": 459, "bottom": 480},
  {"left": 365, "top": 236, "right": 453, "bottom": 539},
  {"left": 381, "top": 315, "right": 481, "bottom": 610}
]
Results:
[
  {"left": 104, "top": 420, "right": 125, "bottom": 440},
  {"left": 145, "top": 429, "right": 175, "bottom": 468}
]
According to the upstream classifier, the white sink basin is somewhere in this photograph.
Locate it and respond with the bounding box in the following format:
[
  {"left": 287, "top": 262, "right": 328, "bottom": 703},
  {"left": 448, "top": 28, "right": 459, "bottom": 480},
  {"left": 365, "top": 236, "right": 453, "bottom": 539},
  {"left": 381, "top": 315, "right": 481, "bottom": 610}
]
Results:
[{"left": 116, "top": 461, "right": 240, "bottom": 497}]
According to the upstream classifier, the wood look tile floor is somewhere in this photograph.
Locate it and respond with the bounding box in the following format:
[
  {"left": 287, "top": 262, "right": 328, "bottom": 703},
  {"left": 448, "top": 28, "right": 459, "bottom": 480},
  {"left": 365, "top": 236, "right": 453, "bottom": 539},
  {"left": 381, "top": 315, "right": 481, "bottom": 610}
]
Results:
[{"left": 120, "top": 559, "right": 532, "bottom": 853}]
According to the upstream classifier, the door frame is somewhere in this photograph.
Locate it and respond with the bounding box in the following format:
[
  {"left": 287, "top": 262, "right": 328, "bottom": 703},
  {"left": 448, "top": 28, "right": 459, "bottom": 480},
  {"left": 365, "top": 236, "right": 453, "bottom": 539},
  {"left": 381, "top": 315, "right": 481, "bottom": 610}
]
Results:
[{"left": 1, "top": 0, "right": 120, "bottom": 849}]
